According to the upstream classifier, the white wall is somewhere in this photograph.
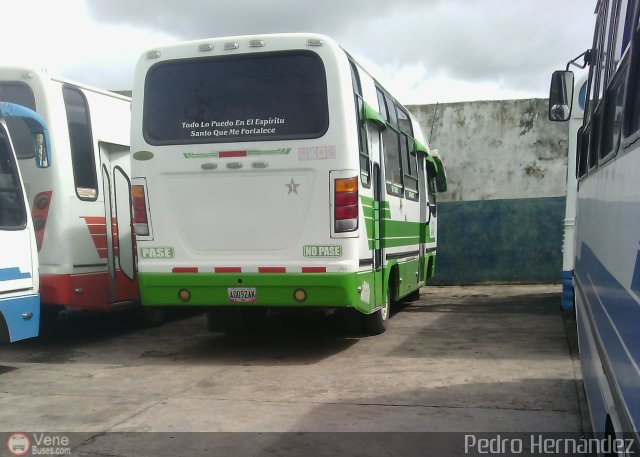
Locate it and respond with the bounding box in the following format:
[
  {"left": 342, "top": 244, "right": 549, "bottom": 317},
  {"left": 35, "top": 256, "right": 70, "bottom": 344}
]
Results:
[{"left": 408, "top": 99, "right": 569, "bottom": 202}]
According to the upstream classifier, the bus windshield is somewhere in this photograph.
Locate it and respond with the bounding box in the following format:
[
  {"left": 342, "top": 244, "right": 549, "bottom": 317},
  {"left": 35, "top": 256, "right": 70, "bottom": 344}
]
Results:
[
  {"left": 0, "top": 82, "right": 37, "bottom": 159},
  {"left": 0, "top": 124, "right": 27, "bottom": 228},
  {"left": 143, "top": 50, "right": 329, "bottom": 145}
]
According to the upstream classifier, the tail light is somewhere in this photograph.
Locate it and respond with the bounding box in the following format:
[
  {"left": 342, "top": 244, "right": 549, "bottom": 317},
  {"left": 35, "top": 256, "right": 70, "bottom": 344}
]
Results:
[
  {"left": 131, "top": 184, "right": 150, "bottom": 236},
  {"left": 32, "top": 191, "right": 52, "bottom": 251},
  {"left": 334, "top": 177, "right": 358, "bottom": 232}
]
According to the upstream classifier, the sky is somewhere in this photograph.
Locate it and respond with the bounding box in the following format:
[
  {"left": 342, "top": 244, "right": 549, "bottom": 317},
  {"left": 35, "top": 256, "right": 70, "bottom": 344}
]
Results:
[{"left": 1, "top": 0, "right": 595, "bottom": 105}]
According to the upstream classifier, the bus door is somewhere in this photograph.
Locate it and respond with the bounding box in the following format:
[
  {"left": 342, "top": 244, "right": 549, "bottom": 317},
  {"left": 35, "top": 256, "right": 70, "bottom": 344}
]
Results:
[
  {"left": 418, "top": 156, "right": 428, "bottom": 281},
  {"left": 369, "top": 115, "right": 386, "bottom": 307},
  {"left": 99, "top": 142, "right": 137, "bottom": 304},
  {"left": 372, "top": 162, "right": 385, "bottom": 306}
]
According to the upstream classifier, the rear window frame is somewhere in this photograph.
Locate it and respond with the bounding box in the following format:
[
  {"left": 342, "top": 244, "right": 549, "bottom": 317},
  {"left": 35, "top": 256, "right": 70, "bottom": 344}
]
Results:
[{"left": 142, "top": 50, "right": 330, "bottom": 146}]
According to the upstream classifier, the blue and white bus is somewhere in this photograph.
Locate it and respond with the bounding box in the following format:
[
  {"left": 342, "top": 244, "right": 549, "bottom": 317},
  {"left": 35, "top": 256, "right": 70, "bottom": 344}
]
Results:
[
  {"left": 549, "top": 0, "right": 640, "bottom": 452},
  {"left": 0, "top": 102, "right": 50, "bottom": 342}
]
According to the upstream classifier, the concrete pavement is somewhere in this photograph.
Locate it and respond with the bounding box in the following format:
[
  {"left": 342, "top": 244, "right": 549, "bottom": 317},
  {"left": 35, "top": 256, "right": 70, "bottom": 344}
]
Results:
[{"left": 0, "top": 285, "right": 588, "bottom": 455}]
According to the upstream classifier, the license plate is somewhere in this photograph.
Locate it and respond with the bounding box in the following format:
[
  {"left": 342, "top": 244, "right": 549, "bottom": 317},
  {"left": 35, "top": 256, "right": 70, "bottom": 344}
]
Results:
[{"left": 227, "top": 287, "right": 257, "bottom": 302}]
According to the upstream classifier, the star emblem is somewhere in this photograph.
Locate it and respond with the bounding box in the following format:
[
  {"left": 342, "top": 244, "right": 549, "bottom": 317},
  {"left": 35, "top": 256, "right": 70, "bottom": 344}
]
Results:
[{"left": 285, "top": 178, "right": 300, "bottom": 195}]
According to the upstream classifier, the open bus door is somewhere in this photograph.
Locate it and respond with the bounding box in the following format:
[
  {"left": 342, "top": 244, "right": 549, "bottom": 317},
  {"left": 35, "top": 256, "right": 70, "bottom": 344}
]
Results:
[
  {"left": 372, "top": 162, "right": 384, "bottom": 302},
  {"left": 99, "top": 142, "right": 137, "bottom": 305}
]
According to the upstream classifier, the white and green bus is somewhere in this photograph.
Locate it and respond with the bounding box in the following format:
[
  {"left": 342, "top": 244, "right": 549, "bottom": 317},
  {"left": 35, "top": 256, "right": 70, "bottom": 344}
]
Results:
[{"left": 130, "top": 33, "right": 447, "bottom": 334}]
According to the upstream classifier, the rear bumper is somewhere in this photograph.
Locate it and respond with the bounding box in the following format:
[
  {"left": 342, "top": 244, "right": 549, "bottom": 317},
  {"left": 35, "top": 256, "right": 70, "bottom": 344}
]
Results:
[
  {"left": 40, "top": 273, "right": 139, "bottom": 310},
  {"left": 138, "top": 272, "right": 372, "bottom": 313},
  {"left": 0, "top": 293, "right": 39, "bottom": 342}
]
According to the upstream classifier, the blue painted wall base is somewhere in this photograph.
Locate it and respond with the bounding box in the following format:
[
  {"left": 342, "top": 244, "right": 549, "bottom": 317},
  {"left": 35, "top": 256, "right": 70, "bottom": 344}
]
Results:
[{"left": 430, "top": 197, "right": 565, "bottom": 285}]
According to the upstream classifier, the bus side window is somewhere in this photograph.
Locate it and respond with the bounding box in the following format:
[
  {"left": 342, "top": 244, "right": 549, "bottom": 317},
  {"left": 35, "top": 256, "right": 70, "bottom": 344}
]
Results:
[
  {"left": 0, "top": 126, "right": 27, "bottom": 228},
  {"left": 350, "top": 61, "right": 370, "bottom": 187},
  {"left": 600, "top": 0, "right": 636, "bottom": 161},
  {"left": 397, "top": 105, "right": 418, "bottom": 200},
  {"left": 63, "top": 87, "right": 98, "bottom": 200},
  {"left": 623, "top": 3, "right": 640, "bottom": 139},
  {"left": 576, "top": 127, "right": 588, "bottom": 178},
  {"left": 377, "top": 89, "right": 403, "bottom": 196},
  {"left": 600, "top": 63, "right": 627, "bottom": 160}
]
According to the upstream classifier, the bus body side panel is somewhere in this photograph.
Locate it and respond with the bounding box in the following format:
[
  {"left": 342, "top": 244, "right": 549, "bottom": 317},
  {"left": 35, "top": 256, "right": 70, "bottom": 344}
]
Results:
[
  {"left": 574, "top": 148, "right": 640, "bottom": 439},
  {"left": 354, "top": 63, "right": 434, "bottom": 305}
]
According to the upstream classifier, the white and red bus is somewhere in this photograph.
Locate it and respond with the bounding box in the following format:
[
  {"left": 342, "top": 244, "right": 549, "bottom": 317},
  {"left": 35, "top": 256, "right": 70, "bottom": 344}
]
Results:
[{"left": 0, "top": 67, "right": 138, "bottom": 317}]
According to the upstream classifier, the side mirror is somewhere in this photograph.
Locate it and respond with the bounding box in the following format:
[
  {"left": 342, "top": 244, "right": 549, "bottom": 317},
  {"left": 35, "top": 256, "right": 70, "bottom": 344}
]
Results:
[
  {"left": 435, "top": 172, "right": 447, "bottom": 193},
  {"left": 548, "top": 70, "right": 574, "bottom": 121},
  {"left": 425, "top": 150, "right": 448, "bottom": 193}
]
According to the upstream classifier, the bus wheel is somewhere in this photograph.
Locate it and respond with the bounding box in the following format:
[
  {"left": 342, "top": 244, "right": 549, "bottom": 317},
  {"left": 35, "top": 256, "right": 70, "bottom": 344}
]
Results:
[{"left": 363, "top": 286, "right": 390, "bottom": 335}]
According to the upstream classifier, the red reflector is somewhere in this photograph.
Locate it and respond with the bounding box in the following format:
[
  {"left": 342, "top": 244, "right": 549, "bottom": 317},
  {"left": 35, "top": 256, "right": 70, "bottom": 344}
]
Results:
[
  {"left": 335, "top": 204, "right": 358, "bottom": 220},
  {"left": 215, "top": 267, "right": 242, "bottom": 273},
  {"left": 32, "top": 191, "right": 53, "bottom": 252},
  {"left": 302, "top": 267, "right": 326, "bottom": 273},
  {"left": 335, "top": 191, "right": 358, "bottom": 206},
  {"left": 172, "top": 267, "right": 198, "bottom": 273},
  {"left": 219, "top": 150, "right": 247, "bottom": 158},
  {"left": 132, "top": 198, "right": 146, "bottom": 211},
  {"left": 133, "top": 213, "right": 148, "bottom": 223},
  {"left": 258, "top": 267, "right": 286, "bottom": 273}
]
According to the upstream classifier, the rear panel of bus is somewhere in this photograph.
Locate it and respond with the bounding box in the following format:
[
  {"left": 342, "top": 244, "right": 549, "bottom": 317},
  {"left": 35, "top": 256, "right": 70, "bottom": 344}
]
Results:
[{"left": 131, "top": 35, "right": 389, "bottom": 313}]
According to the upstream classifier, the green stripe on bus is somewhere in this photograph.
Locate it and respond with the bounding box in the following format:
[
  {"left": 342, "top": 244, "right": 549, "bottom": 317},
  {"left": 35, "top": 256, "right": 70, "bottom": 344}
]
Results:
[{"left": 362, "top": 218, "right": 435, "bottom": 249}]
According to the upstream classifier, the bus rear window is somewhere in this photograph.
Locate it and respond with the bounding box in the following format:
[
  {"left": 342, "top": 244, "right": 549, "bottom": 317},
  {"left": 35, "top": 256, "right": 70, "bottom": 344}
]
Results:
[{"left": 143, "top": 51, "right": 329, "bottom": 145}]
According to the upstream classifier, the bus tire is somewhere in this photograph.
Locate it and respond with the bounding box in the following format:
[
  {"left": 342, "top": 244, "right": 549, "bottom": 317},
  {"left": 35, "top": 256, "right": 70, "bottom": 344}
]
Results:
[{"left": 363, "top": 286, "right": 390, "bottom": 335}]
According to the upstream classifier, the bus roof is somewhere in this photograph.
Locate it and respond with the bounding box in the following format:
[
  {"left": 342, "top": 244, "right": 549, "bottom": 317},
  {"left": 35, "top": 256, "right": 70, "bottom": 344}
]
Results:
[{"left": 0, "top": 65, "right": 131, "bottom": 102}]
